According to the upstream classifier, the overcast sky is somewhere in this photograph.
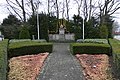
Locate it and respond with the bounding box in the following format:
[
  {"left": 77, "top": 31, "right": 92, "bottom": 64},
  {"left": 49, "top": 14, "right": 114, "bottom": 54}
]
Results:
[
  {"left": 0, "top": 0, "right": 120, "bottom": 25},
  {"left": 0, "top": 1, "right": 8, "bottom": 23}
]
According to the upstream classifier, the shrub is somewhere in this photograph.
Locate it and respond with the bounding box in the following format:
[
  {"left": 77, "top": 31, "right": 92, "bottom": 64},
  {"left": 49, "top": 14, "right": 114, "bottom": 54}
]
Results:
[
  {"left": 0, "top": 39, "right": 8, "bottom": 80},
  {"left": 70, "top": 43, "right": 111, "bottom": 55},
  {"left": 109, "top": 39, "right": 120, "bottom": 68},
  {"left": 74, "top": 26, "right": 82, "bottom": 40},
  {"left": 9, "top": 39, "right": 47, "bottom": 44},
  {"left": 77, "top": 39, "right": 108, "bottom": 44},
  {"left": 9, "top": 39, "right": 31, "bottom": 43},
  {"left": 8, "top": 41, "right": 53, "bottom": 59},
  {"left": 19, "top": 26, "right": 30, "bottom": 39},
  {"left": 100, "top": 25, "right": 108, "bottom": 39}
]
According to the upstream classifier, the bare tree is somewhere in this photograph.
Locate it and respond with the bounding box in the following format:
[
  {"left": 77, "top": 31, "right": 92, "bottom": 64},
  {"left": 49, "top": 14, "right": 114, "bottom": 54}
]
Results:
[
  {"left": 74, "top": 0, "right": 98, "bottom": 21},
  {"left": 48, "top": 0, "right": 60, "bottom": 31},
  {"left": 98, "top": 0, "right": 120, "bottom": 38},
  {"left": 74, "top": 0, "right": 83, "bottom": 16},
  {"left": 48, "top": 0, "right": 50, "bottom": 15},
  {"left": 65, "top": 0, "right": 70, "bottom": 21},
  {"left": 47, "top": 0, "right": 56, "bottom": 16},
  {"left": 21, "top": 0, "right": 26, "bottom": 22},
  {"left": 6, "top": 0, "right": 26, "bottom": 22},
  {"left": 26, "top": 0, "right": 37, "bottom": 16},
  {"left": 6, "top": 0, "right": 42, "bottom": 22},
  {"left": 55, "top": 0, "right": 59, "bottom": 20},
  {"left": 84, "top": 0, "right": 88, "bottom": 21},
  {"left": 89, "top": 0, "right": 92, "bottom": 19},
  {"left": 98, "top": 0, "right": 120, "bottom": 25},
  {"left": 62, "top": 0, "right": 65, "bottom": 19}
]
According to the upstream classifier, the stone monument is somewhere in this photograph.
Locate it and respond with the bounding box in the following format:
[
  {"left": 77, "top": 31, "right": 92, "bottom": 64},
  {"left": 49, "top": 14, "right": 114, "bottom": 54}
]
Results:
[
  {"left": 59, "top": 24, "right": 65, "bottom": 34},
  {"left": 48, "top": 20, "right": 75, "bottom": 41},
  {"left": 59, "top": 24, "right": 65, "bottom": 40}
]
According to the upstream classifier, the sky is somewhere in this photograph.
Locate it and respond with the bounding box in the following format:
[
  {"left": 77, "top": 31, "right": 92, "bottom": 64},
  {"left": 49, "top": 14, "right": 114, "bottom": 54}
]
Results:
[
  {"left": 0, "top": 1, "right": 8, "bottom": 23},
  {"left": 0, "top": 0, "right": 120, "bottom": 25}
]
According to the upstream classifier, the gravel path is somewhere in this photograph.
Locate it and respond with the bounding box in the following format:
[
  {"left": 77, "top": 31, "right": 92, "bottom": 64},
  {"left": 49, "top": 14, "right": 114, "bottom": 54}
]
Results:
[{"left": 37, "top": 43, "right": 85, "bottom": 80}]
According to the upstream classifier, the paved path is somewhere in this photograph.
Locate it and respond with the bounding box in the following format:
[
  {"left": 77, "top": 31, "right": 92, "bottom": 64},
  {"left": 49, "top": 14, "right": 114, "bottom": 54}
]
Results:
[{"left": 37, "top": 43, "right": 85, "bottom": 80}]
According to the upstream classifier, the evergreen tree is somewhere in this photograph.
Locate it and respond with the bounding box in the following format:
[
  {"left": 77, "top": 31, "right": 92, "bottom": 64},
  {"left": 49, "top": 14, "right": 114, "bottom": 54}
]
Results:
[
  {"left": 1, "top": 15, "right": 21, "bottom": 39},
  {"left": 100, "top": 24, "right": 108, "bottom": 39},
  {"left": 73, "top": 15, "right": 83, "bottom": 40},
  {"left": 19, "top": 26, "right": 30, "bottom": 39},
  {"left": 27, "top": 13, "right": 49, "bottom": 41}
]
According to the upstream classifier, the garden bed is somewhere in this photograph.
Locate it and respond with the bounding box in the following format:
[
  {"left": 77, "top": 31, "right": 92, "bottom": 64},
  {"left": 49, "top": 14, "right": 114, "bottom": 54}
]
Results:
[
  {"left": 8, "top": 52, "right": 49, "bottom": 80},
  {"left": 76, "top": 54, "right": 113, "bottom": 80}
]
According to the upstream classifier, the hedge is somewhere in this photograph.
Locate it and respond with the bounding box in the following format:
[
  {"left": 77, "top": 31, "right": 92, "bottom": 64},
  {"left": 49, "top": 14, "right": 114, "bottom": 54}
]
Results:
[
  {"left": 70, "top": 43, "right": 111, "bottom": 55},
  {"left": 8, "top": 41, "right": 53, "bottom": 59},
  {"left": 9, "top": 39, "right": 47, "bottom": 43},
  {"left": 109, "top": 39, "right": 120, "bottom": 69},
  {"left": 0, "top": 39, "right": 8, "bottom": 80},
  {"left": 82, "top": 39, "right": 108, "bottom": 44}
]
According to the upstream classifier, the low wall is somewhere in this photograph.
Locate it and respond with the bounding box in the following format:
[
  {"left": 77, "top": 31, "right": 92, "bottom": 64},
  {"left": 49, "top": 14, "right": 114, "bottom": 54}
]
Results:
[{"left": 49, "top": 34, "right": 75, "bottom": 41}]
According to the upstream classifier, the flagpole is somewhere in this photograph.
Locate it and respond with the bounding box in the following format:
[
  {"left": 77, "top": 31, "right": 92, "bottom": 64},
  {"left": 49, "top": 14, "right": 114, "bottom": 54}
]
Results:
[
  {"left": 83, "top": 17, "right": 84, "bottom": 40},
  {"left": 37, "top": 3, "right": 40, "bottom": 40},
  {"left": 83, "top": 0, "right": 85, "bottom": 40}
]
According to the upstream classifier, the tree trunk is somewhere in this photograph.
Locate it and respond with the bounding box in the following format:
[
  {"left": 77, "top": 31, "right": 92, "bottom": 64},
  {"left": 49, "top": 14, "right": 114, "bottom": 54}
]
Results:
[
  {"left": 30, "top": 0, "right": 35, "bottom": 16},
  {"left": 55, "top": 0, "right": 59, "bottom": 32},
  {"left": 89, "top": 0, "right": 92, "bottom": 20},
  {"left": 66, "top": 0, "right": 69, "bottom": 21},
  {"left": 22, "top": 0, "right": 26, "bottom": 23}
]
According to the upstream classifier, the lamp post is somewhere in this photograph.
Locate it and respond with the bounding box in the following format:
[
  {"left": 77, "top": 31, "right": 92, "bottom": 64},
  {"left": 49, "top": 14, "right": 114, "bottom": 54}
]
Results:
[{"left": 37, "top": 3, "right": 40, "bottom": 40}]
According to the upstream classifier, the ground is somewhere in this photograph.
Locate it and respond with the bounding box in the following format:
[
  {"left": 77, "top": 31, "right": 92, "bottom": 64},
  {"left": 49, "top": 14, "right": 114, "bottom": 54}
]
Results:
[
  {"left": 8, "top": 53, "right": 49, "bottom": 80},
  {"left": 8, "top": 53, "right": 114, "bottom": 80},
  {"left": 8, "top": 48, "right": 115, "bottom": 80},
  {"left": 76, "top": 54, "right": 113, "bottom": 80}
]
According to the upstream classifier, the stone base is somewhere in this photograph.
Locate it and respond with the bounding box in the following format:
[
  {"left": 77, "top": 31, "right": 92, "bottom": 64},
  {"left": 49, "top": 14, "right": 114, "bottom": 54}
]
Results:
[{"left": 49, "top": 34, "right": 75, "bottom": 41}]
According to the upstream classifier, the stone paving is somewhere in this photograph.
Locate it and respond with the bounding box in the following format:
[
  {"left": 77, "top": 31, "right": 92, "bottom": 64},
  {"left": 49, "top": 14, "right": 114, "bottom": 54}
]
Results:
[{"left": 37, "top": 43, "right": 85, "bottom": 80}]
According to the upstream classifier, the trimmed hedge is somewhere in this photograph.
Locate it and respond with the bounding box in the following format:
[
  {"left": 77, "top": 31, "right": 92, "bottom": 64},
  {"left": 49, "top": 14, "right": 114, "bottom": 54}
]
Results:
[
  {"left": 84, "top": 39, "right": 108, "bottom": 44},
  {"left": 109, "top": 39, "right": 120, "bottom": 69},
  {"left": 70, "top": 43, "right": 111, "bottom": 55},
  {"left": 8, "top": 41, "right": 53, "bottom": 59},
  {"left": 9, "top": 39, "right": 47, "bottom": 43},
  {"left": 0, "top": 39, "right": 8, "bottom": 80}
]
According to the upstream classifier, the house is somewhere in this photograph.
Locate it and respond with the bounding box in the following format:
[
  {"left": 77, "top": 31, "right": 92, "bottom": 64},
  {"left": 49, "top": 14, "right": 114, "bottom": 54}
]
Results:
[{"left": 113, "top": 27, "right": 120, "bottom": 40}]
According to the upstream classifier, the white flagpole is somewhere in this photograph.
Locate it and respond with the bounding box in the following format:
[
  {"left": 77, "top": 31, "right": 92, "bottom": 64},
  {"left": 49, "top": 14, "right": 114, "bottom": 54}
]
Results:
[
  {"left": 83, "top": 0, "right": 85, "bottom": 40},
  {"left": 37, "top": 4, "right": 40, "bottom": 40},
  {"left": 83, "top": 17, "right": 84, "bottom": 40}
]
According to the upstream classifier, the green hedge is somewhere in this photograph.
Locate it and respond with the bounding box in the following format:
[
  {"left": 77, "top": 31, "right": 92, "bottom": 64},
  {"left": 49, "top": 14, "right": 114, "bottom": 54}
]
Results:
[
  {"left": 109, "top": 39, "right": 120, "bottom": 69},
  {"left": 8, "top": 41, "right": 53, "bottom": 59},
  {"left": 70, "top": 43, "right": 111, "bottom": 55},
  {"left": 0, "top": 39, "right": 8, "bottom": 80},
  {"left": 83, "top": 39, "right": 108, "bottom": 44},
  {"left": 9, "top": 39, "right": 47, "bottom": 43}
]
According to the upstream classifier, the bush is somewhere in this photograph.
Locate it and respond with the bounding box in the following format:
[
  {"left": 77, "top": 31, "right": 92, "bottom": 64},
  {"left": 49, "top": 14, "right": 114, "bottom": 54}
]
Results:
[
  {"left": 70, "top": 43, "right": 111, "bottom": 55},
  {"left": 76, "top": 39, "right": 108, "bottom": 44},
  {"left": 9, "top": 39, "right": 31, "bottom": 43},
  {"left": 19, "top": 26, "right": 30, "bottom": 39},
  {"left": 109, "top": 39, "right": 120, "bottom": 68},
  {"left": 100, "top": 25, "right": 108, "bottom": 39},
  {"left": 0, "top": 39, "right": 8, "bottom": 80},
  {"left": 8, "top": 41, "right": 53, "bottom": 59}
]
